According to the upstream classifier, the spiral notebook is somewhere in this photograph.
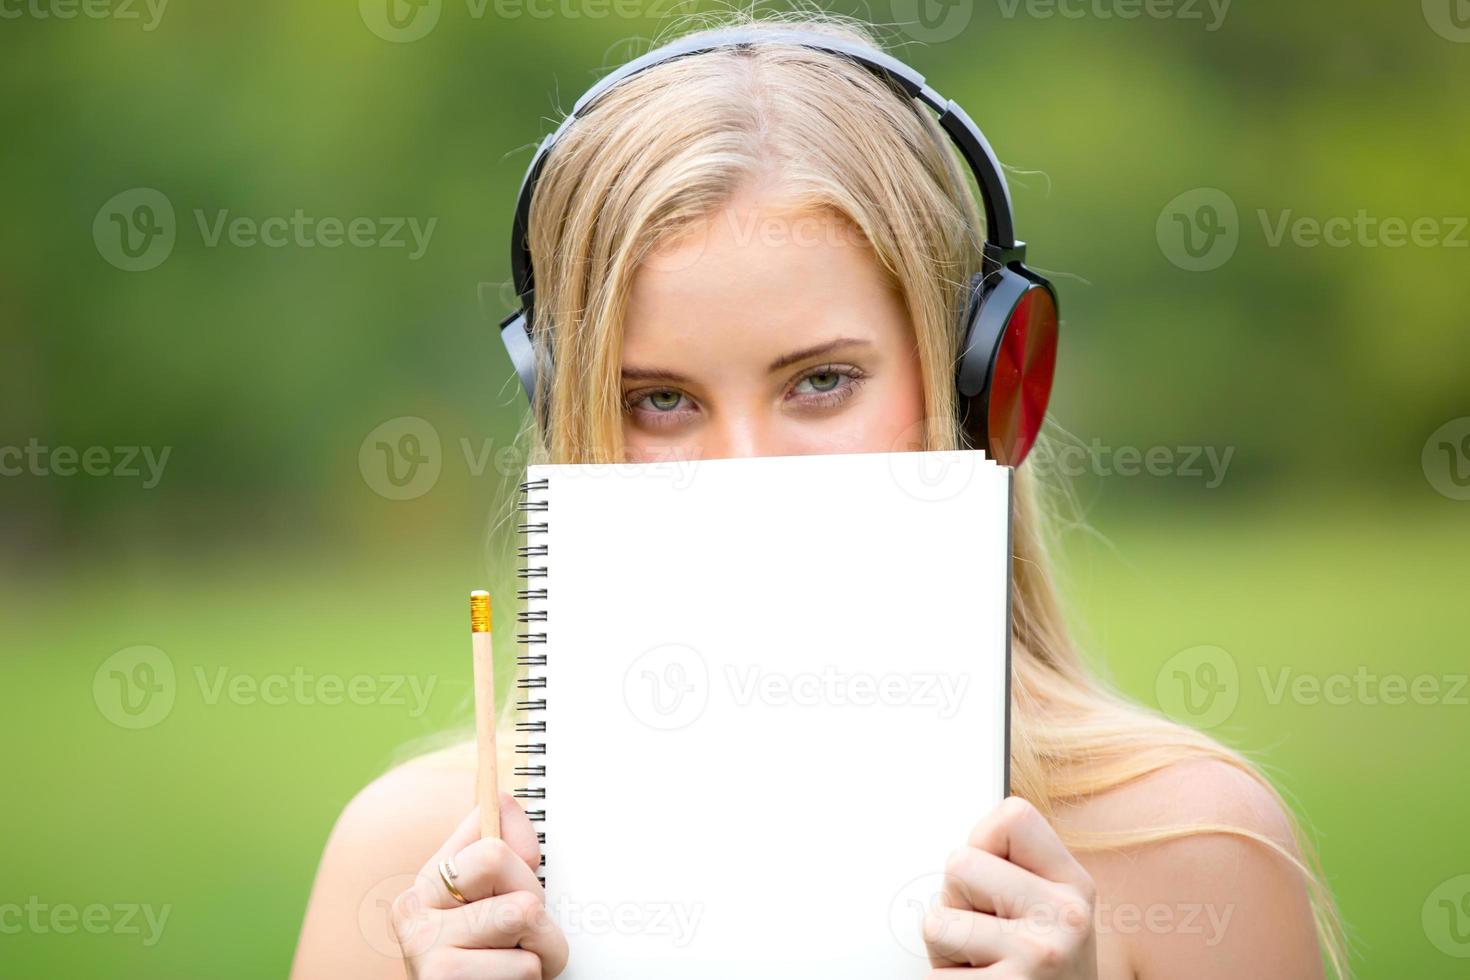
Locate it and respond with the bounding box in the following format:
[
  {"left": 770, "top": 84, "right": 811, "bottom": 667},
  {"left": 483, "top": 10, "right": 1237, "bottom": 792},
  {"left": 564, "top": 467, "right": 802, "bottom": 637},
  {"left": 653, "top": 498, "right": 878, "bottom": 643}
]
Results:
[{"left": 514, "top": 449, "right": 1011, "bottom": 977}]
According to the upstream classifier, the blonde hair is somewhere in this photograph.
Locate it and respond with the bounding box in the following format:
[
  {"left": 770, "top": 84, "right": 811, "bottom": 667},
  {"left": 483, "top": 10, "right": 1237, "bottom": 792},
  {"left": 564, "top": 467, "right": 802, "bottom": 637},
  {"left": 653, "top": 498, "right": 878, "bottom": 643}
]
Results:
[{"left": 503, "top": 9, "right": 1346, "bottom": 974}]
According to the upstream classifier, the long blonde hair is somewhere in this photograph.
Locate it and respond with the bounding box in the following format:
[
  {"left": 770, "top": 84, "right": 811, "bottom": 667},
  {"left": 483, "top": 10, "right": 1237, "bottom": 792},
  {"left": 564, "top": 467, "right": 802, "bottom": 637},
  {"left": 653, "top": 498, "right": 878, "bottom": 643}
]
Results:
[{"left": 506, "top": 9, "right": 1346, "bottom": 974}]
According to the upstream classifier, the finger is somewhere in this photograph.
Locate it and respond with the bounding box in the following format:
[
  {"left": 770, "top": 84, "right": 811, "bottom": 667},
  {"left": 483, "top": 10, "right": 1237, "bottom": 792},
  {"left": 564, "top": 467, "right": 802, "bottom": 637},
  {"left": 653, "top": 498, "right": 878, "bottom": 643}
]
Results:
[
  {"left": 922, "top": 906, "right": 1022, "bottom": 968},
  {"left": 440, "top": 890, "right": 570, "bottom": 975},
  {"left": 425, "top": 835, "right": 545, "bottom": 909},
  {"left": 940, "top": 845, "right": 1057, "bottom": 919},
  {"left": 499, "top": 791, "right": 544, "bottom": 875},
  {"left": 405, "top": 807, "right": 487, "bottom": 913},
  {"left": 419, "top": 797, "right": 541, "bottom": 886},
  {"left": 966, "top": 797, "right": 1091, "bottom": 891},
  {"left": 420, "top": 806, "right": 487, "bottom": 877},
  {"left": 419, "top": 947, "right": 547, "bottom": 980}
]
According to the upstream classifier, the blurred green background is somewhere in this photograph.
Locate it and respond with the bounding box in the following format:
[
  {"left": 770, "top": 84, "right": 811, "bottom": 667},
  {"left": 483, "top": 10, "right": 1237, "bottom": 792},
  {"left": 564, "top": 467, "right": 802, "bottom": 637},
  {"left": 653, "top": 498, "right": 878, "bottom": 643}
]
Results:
[{"left": 2, "top": 1, "right": 1467, "bottom": 977}]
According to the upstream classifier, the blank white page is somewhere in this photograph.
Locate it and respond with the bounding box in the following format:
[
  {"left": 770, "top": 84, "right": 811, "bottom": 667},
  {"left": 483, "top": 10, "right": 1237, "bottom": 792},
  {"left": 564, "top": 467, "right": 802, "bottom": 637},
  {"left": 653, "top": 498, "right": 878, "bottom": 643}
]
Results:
[{"left": 524, "top": 449, "right": 1010, "bottom": 978}]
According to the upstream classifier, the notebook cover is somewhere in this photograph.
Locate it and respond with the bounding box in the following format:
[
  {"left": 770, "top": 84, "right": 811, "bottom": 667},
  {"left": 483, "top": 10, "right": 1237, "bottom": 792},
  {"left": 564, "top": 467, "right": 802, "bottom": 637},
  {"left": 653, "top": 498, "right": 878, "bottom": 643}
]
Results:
[{"left": 521, "top": 449, "right": 1010, "bottom": 977}]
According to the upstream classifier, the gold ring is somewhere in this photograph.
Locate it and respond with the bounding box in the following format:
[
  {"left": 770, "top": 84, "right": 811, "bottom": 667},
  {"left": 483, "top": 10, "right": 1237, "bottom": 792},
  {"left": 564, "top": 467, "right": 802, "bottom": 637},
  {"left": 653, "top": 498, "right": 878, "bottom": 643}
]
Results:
[{"left": 437, "top": 859, "right": 469, "bottom": 904}]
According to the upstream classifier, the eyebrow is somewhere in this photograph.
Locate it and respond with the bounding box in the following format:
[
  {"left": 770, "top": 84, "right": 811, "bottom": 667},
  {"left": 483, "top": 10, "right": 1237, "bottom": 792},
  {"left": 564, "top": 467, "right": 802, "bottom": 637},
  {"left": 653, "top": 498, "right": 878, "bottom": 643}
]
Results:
[
  {"left": 620, "top": 337, "right": 874, "bottom": 385},
  {"left": 765, "top": 336, "right": 873, "bottom": 373}
]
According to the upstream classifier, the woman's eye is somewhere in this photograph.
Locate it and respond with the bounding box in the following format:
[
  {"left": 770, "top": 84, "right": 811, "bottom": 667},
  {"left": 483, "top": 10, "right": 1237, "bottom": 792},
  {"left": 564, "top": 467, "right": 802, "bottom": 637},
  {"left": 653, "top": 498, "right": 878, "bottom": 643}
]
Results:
[
  {"left": 625, "top": 388, "right": 693, "bottom": 422},
  {"left": 646, "top": 389, "right": 684, "bottom": 411},
  {"left": 800, "top": 370, "right": 842, "bottom": 393},
  {"left": 790, "top": 366, "right": 864, "bottom": 402}
]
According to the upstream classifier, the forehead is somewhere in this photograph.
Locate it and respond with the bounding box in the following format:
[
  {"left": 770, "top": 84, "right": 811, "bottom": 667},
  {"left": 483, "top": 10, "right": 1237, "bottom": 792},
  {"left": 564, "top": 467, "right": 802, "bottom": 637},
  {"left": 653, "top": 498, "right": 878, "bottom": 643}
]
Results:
[{"left": 622, "top": 196, "right": 902, "bottom": 364}]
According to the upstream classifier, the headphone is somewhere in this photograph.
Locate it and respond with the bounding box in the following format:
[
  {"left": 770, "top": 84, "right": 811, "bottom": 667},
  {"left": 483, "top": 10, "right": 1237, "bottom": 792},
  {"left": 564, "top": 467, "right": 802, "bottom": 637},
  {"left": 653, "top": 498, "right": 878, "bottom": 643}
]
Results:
[{"left": 498, "top": 27, "right": 1059, "bottom": 467}]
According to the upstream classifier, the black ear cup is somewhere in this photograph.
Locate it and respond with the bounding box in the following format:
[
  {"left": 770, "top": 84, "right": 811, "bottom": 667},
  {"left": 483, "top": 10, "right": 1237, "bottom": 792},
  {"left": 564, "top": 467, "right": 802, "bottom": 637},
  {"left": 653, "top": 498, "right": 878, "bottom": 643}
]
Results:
[{"left": 956, "top": 268, "right": 1059, "bottom": 466}]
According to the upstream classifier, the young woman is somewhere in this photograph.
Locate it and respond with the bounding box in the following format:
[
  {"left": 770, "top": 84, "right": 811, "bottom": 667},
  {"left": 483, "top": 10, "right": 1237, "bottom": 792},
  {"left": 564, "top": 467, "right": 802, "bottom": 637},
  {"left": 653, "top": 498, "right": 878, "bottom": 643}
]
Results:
[{"left": 291, "top": 13, "right": 1345, "bottom": 979}]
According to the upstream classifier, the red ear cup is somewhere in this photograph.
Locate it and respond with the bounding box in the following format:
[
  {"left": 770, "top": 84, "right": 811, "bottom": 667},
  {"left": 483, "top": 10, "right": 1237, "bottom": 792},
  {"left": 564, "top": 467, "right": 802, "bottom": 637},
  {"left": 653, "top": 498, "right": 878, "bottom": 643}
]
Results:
[
  {"left": 986, "top": 284, "right": 1058, "bottom": 466},
  {"left": 956, "top": 268, "right": 1059, "bottom": 467}
]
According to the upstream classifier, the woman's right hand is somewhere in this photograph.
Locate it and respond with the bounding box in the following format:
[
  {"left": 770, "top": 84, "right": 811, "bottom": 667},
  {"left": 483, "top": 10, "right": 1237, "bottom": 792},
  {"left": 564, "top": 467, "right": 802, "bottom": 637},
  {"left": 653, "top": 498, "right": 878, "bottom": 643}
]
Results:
[{"left": 391, "top": 792, "right": 568, "bottom": 979}]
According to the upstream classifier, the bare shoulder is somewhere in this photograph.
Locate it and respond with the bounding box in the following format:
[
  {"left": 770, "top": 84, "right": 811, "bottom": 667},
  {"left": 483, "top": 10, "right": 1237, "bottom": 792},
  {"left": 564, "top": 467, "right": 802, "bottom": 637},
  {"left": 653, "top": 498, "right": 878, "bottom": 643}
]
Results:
[
  {"left": 289, "top": 746, "right": 476, "bottom": 980},
  {"left": 334, "top": 744, "right": 478, "bottom": 855},
  {"left": 1054, "top": 759, "right": 1325, "bottom": 980},
  {"left": 1054, "top": 756, "right": 1299, "bottom": 846}
]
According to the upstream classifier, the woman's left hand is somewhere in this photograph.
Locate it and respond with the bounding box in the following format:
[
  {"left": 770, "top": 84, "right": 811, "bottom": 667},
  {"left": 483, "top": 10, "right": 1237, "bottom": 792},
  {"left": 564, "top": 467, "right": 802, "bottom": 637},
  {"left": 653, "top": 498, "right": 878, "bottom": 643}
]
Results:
[{"left": 923, "top": 796, "right": 1099, "bottom": 978}]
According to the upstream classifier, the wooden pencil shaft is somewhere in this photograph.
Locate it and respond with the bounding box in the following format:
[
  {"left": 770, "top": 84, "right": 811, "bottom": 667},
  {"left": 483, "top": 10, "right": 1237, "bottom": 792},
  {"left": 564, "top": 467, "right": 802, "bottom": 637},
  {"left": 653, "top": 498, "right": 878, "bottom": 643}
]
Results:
[{"left": 471, "top": 602, "right": 502, "bottom": 841}]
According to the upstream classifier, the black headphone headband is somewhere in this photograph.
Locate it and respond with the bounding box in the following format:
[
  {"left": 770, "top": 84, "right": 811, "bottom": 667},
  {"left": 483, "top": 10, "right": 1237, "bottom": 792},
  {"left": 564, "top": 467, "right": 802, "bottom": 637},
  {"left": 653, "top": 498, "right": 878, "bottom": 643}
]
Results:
[{"left": 505, "top": 27, "right": 1024, "bottom": 320}]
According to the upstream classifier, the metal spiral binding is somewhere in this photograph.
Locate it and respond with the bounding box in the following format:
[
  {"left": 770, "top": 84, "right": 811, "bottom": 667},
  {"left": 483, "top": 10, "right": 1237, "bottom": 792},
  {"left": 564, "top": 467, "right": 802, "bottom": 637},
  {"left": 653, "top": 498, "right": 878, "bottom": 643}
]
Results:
[{"left": 513, "top": 477, "right": 549, "bottom": 884}]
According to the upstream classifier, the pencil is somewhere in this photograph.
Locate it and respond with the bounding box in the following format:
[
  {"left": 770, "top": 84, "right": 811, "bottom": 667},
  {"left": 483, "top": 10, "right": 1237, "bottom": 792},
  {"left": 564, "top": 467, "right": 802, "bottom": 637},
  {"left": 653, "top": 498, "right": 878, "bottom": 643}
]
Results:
[{"left": 470, "top": 590, "right": 501, "bottom": 841}]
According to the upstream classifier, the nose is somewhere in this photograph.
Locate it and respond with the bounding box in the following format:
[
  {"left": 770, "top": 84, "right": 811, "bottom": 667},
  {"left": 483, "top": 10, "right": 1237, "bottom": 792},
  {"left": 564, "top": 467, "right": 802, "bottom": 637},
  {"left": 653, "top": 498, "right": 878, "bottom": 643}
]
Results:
[{"left": 700, "top": 413, "right": 774, "bottom": 460}]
